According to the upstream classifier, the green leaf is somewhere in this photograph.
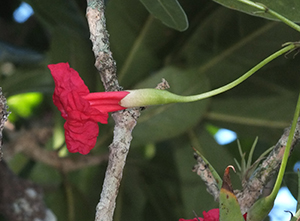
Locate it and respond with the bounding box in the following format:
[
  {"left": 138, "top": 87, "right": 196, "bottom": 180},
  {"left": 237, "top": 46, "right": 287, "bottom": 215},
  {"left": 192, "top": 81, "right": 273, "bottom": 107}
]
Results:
[
  {"left": 139, "top": 0, "right": 188, "bottom": 31},
  {"left": 131, "top": 66, "right": 210, "bottom": 147},
  {"left": 219, "top": 166, "right": 245, "bottom": 221},
  {"left": 7, "top": 92, "right": 43, "bottom": 120},
  {"left": 212, "top": 0, "right": 300, "bottom": 22}
]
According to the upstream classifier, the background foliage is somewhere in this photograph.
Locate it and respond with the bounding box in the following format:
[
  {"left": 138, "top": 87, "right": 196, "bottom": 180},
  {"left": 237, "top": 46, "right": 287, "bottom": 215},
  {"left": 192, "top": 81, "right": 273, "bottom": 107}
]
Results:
[{"left": 1, "top": 0, "right": 300, "bottom": 220}]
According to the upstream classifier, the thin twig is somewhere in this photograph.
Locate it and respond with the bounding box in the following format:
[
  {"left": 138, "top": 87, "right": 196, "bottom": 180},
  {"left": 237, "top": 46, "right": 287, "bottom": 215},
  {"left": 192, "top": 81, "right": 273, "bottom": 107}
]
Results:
[
  {"left": 192, "top": 153, "right": 220, "bottom": 201},
  {"left": 86, "top": 0, "right": 120, "bottom": 92}
]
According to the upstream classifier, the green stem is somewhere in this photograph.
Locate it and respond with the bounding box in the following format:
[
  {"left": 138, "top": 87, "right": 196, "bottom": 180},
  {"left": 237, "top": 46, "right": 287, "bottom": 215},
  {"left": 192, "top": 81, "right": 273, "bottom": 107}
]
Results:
[
  {"left": 237, "top": 0, "right": 300, "bottom": 33},
  {"left": 267, "top": 92, "right": 300, "bottom": 201},
  {"left": 180, "top": 43, "right": 295, "bottom": 103}
]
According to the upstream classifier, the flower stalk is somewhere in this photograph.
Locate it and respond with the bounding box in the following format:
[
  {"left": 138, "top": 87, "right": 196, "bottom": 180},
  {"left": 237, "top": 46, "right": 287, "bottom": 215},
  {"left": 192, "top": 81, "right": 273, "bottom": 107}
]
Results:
[{"left": 121, "top": 43, "right": 296, "bottom": 108}]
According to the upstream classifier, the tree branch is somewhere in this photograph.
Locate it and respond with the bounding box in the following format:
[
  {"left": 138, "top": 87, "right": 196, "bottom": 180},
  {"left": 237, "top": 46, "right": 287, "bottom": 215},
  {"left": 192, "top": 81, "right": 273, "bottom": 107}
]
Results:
[
  {"left": 192, "top": 153, "right": 220, "bottom": 201},
  {"left": 86, "top": 0, "right": 120, "bottom": 92},
  {"left": 236, "top": 118, "right": 300, "bottom": 214},
  {"left": 193, "top": 118, "right": 300, "bottom": 214},
  {"left": 86, "top": 1, "right": 140, "bottom": 220},
  {"left": 0, "top": 160, "right": 56, "bottom": 221}
]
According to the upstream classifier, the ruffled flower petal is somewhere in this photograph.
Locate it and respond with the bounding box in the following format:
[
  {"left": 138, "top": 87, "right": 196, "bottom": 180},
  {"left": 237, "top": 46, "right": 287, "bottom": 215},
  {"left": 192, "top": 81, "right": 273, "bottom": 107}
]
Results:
[
  {"left": 179, "top": 208, "right": 247, "bottom": 221},
  {"left": 48, "top": 62, "right": 129, "bottom": 154}
]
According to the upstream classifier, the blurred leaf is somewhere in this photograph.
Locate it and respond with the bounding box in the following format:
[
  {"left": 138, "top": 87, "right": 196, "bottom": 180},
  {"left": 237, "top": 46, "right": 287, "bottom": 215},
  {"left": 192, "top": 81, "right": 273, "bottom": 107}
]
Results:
[
  {"left": 174, "top": 138, "right": 218, "bottom": 218},
  {"left": 48, "top": 27, "right": 97, "bottom": 91},
  {"left": 107, "top": 0, "right": 181, "bottom": 88},
  {"left": 68, "top": 171, "right": 100, "bottom": 221},
  {"left": 45, "top": 186, "right": 68, "bottom": 221},
  {"left": 131, "top": 66, "right": 210, "bottom": 147},
  {"left": 7, "top": 92, "right": 43, "bottom": 120},
  {"left": 124, "top": 143, "right": 184, "bottom": 220},
  {"left": 212, "top": 0, "right": 300, "bottom": 22},
  {"left": 29, "top": 162, "right": 61, "bottom": 186},
  {"left": 24, "top": 0, "right": 97, "bottom": 91},
  {"left": 284, "top": 172, "right": 299, "bottom": 201},
  {"left": 115, "top": 164, "right": 147, "bottom": 221},
  {"left": 208, "top": 93, "right": 297, "bottom": 143},
  {"left": 7, "top": 153, "right": 31, "bottom": 174},
  {"left": 177, "top": 6, "right": 300, "bottom": 144},
  {"left": 284, "top": 147, "right": 300, "bottom": 199},
  {"left": 1, "top": 65, "right": 53, "bottom": 96},
  {"left": 140, "top": 0, "right": 188, "bottom": 31},
  {"left": 24, "top": 0, "right": 89, "bottom": 37}
]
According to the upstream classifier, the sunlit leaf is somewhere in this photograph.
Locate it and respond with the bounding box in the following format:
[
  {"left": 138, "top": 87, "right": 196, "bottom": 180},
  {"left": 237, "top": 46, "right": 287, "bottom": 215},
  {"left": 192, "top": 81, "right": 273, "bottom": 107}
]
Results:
[{"left": 7, "top": 92, "right": 43, "bottom": 121}]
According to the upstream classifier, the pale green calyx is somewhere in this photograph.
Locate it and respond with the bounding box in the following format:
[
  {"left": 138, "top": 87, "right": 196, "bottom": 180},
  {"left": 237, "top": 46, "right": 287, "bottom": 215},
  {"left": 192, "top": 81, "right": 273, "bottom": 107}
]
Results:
[{"left": 120, "top": 89, "right": 188, "bottom": 108}]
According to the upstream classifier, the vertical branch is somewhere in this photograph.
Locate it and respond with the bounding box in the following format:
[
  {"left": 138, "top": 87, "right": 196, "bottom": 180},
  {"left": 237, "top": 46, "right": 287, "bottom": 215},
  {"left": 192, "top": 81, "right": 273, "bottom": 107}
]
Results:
[
  {"left": 0, "top": 87, "right": 10, "bottom": 161},
  {"left": 86, "top": 0, "right": 120, "bottom": 92},
  {"left": 86, "top": 1, "right": 140, "bottom": 220}
]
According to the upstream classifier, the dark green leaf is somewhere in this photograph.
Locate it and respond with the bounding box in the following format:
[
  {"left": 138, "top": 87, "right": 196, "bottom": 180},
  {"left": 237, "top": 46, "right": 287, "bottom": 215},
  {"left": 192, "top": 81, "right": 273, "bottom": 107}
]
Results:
[
  {"left": 212, "top": 0, "right": 300, "bottom": 22},
  {"left": 174, "top": 130, "right": 231, "bottom": 217},
  {"left": 140, "top": 0, "right": 188, "bottom": 31},
  {"left": 24, "top": 0, "right": 89, "bottom": 37},
  {"left": 107, "top": 0, "right": 179, "bottom": 88}
]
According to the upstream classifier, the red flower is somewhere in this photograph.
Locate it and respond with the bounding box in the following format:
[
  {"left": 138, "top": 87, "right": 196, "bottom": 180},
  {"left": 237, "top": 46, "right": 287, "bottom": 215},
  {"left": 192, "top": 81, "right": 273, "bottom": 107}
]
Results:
[
  {"left": 48, "top": 62, "right": 129, "bottom": 155},
  {"left": 179, "top": 209, "right": 219, "bottom": 221},
  {"left": 179, "top": 209, "right": 247, "bottom": 221}
]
